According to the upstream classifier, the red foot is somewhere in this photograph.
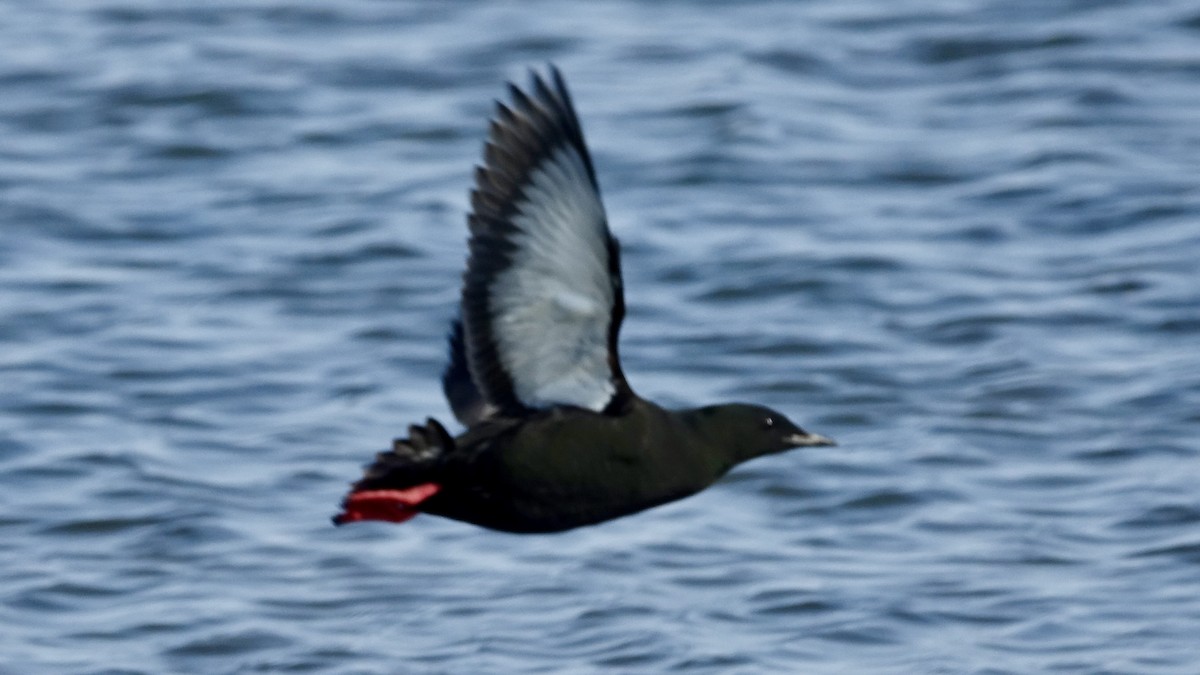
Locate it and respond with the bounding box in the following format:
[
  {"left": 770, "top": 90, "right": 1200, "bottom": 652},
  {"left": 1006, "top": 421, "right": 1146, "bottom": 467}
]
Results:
[{"left": 333, "top": 483, "right": 441, "bottom": 525}]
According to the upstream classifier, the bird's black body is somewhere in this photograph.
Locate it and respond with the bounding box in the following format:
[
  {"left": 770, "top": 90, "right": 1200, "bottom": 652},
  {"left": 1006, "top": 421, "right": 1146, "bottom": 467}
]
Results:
[
  {"left": 349, "top": 399, "right": 823, "bottom": 533},
  {"left": 335, "top": 66, "right": 833, "bottom": 533}
]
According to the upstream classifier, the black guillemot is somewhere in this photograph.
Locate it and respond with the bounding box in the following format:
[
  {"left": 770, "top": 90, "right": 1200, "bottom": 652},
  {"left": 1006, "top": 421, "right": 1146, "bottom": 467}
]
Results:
[{"left": 334, "top": 66, "right": 834, "bottom": 533}]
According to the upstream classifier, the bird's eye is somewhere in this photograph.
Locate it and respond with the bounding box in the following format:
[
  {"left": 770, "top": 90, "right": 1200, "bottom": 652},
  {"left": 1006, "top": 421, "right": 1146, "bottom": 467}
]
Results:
[{"left": 762, "top": 416, "right": 775, "bottom": 430}]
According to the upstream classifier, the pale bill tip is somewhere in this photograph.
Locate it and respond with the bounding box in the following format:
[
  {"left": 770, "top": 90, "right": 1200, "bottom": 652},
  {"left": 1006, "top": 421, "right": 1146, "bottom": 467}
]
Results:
[{"left": 786, "top": 432, "right": 837, "bottom": 447}]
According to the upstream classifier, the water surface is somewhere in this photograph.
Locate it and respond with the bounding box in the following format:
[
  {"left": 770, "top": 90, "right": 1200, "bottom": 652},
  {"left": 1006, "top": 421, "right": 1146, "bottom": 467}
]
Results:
[{"left": 3, "top": 1, "right": 1200, "bottom": 672}]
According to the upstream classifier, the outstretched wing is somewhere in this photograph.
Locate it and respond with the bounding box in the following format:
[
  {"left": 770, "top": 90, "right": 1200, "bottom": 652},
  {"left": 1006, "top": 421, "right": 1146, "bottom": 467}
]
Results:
[{"left": 457, "top": 66, "right": 632, "bottom": 418}]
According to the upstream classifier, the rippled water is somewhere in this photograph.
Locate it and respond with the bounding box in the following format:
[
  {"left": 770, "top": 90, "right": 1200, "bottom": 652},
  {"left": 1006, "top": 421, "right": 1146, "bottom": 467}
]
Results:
[{"left": 4, "top": 1, "right": 1200, "bottom": 672}]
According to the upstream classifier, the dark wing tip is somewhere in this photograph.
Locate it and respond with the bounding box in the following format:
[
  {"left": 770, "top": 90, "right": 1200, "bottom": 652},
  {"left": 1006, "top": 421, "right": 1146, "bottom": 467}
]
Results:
[{"left": 475, "top": 64, "right": 593, "bottom": 214}]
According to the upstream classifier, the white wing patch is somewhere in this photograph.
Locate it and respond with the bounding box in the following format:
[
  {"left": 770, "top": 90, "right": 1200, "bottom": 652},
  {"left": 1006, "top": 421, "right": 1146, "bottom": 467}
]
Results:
[{"left": 489, "top": 143, "right": 616, "bottom": 411}]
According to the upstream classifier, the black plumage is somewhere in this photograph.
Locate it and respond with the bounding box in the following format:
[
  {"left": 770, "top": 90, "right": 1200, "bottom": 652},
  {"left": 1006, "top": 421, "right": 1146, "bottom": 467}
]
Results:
[{"left": 335, "top": 67, "right": 833, "bottom": 533}]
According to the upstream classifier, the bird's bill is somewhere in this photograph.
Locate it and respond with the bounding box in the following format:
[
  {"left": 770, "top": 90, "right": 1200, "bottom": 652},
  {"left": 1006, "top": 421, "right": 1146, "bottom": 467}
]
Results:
[{"left": 784, "top": 432, "right": 837, "bottom": 447}]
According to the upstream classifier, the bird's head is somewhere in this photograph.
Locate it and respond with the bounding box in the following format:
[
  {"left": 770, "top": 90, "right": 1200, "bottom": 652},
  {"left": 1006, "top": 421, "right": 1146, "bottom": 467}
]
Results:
[{"left": 683, "top": 403, "right": 835, "bottom": 467}]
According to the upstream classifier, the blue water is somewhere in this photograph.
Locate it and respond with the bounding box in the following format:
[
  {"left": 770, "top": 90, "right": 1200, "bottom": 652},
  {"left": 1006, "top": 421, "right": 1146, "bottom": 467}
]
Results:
[{"left": 3, "top": 1, "right": 1200, "bottom": 672}]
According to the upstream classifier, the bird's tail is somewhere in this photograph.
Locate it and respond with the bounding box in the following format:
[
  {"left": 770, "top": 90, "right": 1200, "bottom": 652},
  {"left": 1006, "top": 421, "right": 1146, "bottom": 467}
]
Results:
[{"left": 332, "top": 418, "right": 452, "bottom": 526}]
